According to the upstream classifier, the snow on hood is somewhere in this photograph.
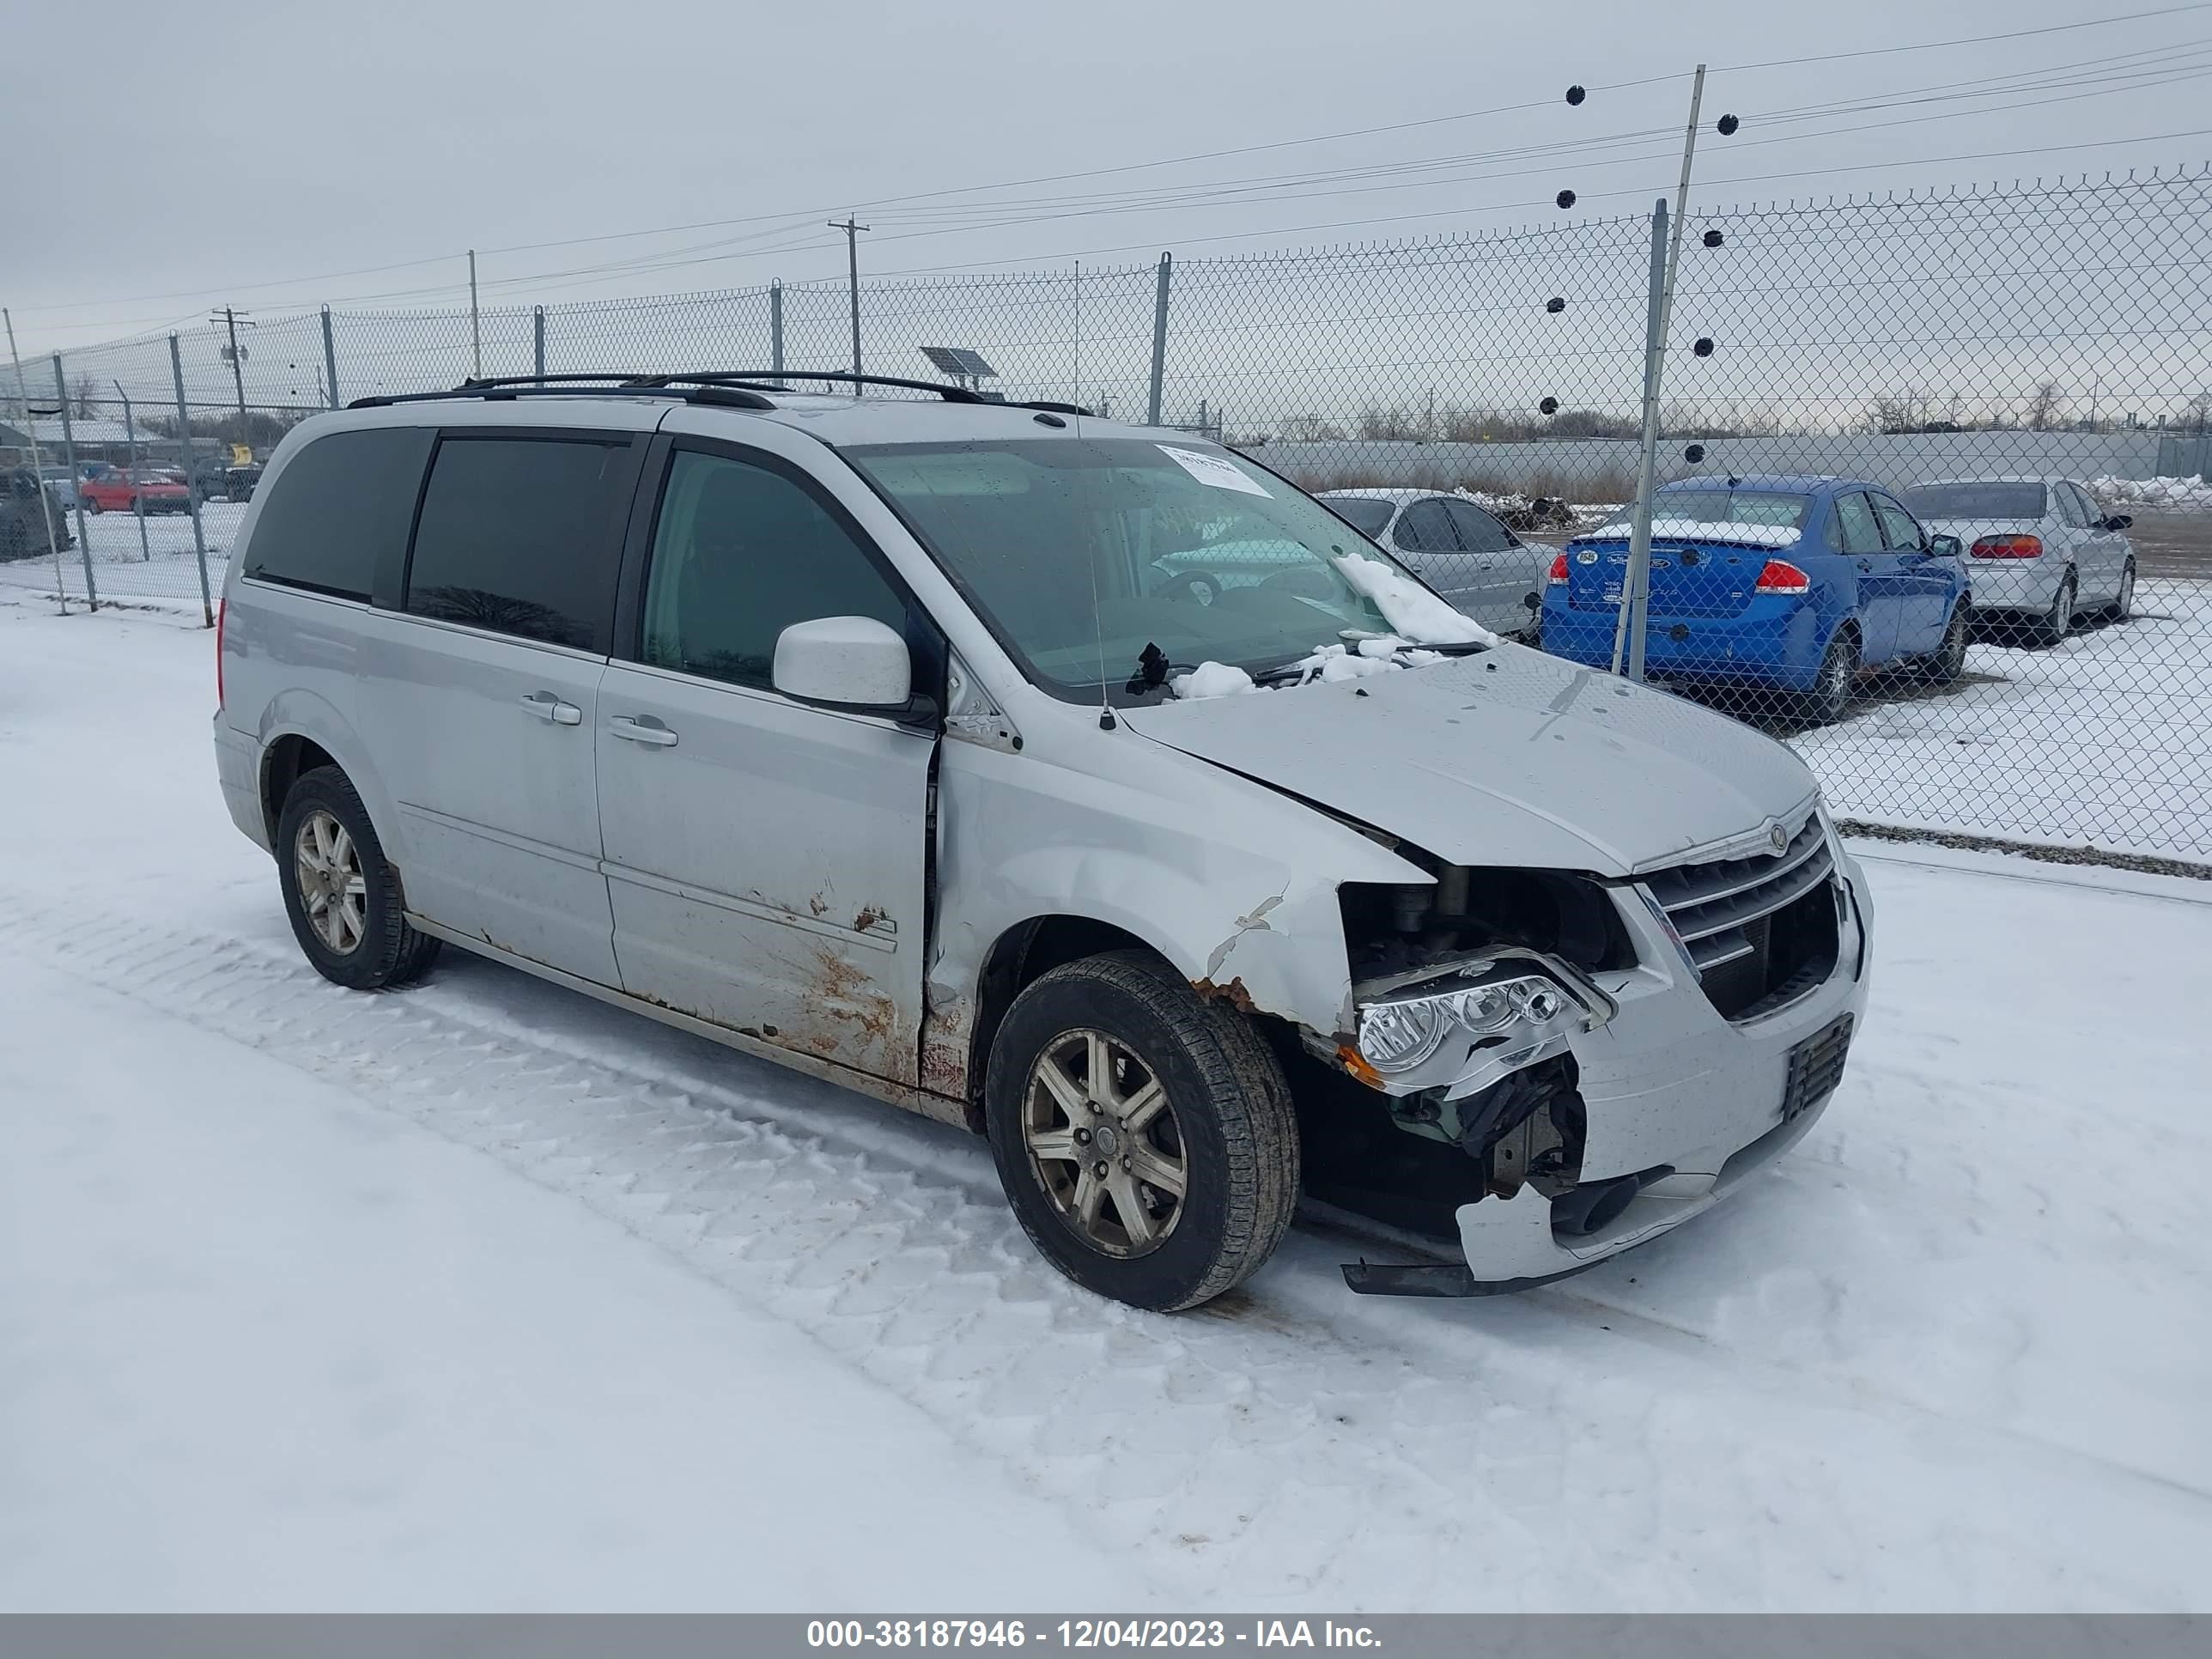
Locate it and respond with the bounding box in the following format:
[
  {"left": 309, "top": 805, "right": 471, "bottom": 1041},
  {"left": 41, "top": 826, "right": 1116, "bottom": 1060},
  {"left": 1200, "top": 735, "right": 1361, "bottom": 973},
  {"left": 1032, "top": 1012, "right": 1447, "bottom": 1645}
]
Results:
[
  {"left": 1168, "top": 637, "right": 1448, "bottom": 701},
  {"left": 1582, "top": 517, "right": 1802, "bottom": 549},
  {"left": 1334, "top": 556, "right": 1499, "bottom": 644},
  {"left": 1125, "top": 644, "right": 1818, "bottom": 875},
  {"left": 1170, "top": 661, "right": 1259, "bottom": 699}
]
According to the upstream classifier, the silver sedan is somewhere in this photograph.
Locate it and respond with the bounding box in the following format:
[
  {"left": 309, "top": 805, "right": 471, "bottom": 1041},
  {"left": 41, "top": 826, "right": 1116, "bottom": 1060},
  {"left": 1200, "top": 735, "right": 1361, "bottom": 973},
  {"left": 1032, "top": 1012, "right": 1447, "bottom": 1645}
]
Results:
[
  {"left": 1319, "top": 488, "right": 1551, "bottom": 638},
  {"left": 1900, "top": 476, "right": 2136, "bottom": 647}
]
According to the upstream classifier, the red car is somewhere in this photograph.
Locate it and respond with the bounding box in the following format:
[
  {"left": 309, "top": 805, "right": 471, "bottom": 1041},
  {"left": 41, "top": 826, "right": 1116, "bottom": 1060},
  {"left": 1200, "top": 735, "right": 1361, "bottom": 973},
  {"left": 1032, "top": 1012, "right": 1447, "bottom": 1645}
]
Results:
[{"left": 80, "top": 466, "right": 191, "bottom": 515}]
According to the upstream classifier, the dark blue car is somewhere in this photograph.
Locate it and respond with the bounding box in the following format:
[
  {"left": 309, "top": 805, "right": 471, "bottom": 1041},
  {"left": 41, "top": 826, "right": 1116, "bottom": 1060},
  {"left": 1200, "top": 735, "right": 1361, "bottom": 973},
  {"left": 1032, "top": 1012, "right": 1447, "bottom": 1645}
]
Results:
[{"left": 1540, "top": 475, "right": 1970, "bottom": 723}]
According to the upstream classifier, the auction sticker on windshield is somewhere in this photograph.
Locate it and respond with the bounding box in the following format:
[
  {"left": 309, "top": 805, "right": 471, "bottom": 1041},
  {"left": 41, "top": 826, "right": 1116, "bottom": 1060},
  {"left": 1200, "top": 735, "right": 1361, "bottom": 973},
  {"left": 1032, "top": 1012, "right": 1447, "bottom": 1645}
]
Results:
[{"left": 1157, "top": 445, "right": 1272, "bottom": 497}]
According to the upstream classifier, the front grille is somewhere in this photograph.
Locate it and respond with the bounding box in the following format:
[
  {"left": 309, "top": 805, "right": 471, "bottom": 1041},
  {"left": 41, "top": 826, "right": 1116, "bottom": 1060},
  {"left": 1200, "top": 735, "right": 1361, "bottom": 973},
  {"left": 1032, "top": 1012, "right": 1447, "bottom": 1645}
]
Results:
[
  {"left": 1644, "top": 813, "right": 1840, "bottom": 1020},
  {"left": 1781, "top": 1013, "right": 1854, "bottom": 1124}
]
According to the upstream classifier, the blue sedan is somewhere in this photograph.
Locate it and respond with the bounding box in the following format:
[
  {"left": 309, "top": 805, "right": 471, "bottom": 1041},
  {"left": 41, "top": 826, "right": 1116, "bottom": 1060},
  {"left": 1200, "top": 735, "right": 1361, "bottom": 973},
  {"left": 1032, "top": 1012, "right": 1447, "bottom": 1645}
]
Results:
[{"left": 1538, "top": 475, "right": 1971, "bottom": 723}]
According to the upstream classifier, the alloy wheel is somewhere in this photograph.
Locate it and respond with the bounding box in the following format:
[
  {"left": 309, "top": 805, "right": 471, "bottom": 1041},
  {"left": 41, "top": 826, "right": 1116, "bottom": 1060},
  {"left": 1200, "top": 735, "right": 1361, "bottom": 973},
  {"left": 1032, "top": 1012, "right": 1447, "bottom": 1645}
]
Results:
[
  {"left": 1023, "top": 1029, "right": 1187, "bottom": 1258},
  {"left": 294, "top": 808, "right": 368, "bottom": 955}
]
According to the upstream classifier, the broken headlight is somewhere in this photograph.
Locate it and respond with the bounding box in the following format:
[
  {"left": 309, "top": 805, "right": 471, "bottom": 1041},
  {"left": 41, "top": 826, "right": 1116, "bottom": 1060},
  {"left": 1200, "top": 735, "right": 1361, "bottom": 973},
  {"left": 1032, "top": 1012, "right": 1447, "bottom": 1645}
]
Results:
[{"left": 1356, "top": 968, "right": 1585, "bottom": 1077}]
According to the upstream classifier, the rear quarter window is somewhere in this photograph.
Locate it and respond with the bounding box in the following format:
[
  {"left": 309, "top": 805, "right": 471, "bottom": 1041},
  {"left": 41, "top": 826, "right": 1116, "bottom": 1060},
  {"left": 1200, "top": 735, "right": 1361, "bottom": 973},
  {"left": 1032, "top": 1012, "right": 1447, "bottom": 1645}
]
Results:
[{"left": 241, "top": 426, "right": 433, "bottom": 600}]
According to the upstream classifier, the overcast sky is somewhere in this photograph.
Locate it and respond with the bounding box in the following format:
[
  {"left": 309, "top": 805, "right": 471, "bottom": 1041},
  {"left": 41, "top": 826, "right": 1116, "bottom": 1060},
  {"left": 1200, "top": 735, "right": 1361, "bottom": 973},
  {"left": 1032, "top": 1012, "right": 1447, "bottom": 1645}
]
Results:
[{"left": 4, "top": 0, "right": 2208, "bottom": 356}]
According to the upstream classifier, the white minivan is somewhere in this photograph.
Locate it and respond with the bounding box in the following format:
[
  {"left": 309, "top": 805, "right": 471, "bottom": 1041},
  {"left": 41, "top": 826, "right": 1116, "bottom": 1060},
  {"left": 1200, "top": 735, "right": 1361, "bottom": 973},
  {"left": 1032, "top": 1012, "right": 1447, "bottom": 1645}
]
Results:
[{"left": 213, "top": 373, "right": 1870, "bottom": 1310}]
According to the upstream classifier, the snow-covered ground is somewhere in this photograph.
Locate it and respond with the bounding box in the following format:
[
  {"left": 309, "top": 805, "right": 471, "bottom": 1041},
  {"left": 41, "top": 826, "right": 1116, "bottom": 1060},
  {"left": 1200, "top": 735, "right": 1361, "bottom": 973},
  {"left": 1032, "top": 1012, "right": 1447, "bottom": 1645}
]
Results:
[
  {"left": 3, "top": 598, "right": 2209, "bottom": 1613},
  {"left": 0, "top": 501, "right": 246, "bottom": 610},
  {"left": 1793, "top": 579, "right": 2212, "bottom": 860}
]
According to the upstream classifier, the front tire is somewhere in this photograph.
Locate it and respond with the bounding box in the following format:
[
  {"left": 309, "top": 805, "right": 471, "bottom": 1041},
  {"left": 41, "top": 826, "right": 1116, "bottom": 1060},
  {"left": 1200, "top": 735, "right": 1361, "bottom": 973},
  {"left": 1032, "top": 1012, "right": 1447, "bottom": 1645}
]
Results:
[
  {"left": 83, "top": 497, "right": 101, "bottom": 515},
  {"left": 275, "top": 765, "right": 441, "bottom": 990},
  {"left": 2110, "top": 560, "right": 2136, "bottom": 623},
  {"left": 1919, "top": 605, "right": 1969, "bottom": 684},
  {"left": 985, "top": 950, "right": 1299, "bottom": 1311}
]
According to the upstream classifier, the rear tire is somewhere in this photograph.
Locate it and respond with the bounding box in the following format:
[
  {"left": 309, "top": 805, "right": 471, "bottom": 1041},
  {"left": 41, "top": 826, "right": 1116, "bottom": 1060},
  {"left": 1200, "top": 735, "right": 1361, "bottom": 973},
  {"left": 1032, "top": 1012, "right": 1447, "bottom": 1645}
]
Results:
[
  {"left": 1801, "top": 629, "right": 1859, "bottom": 726},
  {"left": 84, "top": 497, "right": 101, "bottom": 515},
  {"left": 2034, "top": 574, "right": 2075, "bottom": 648},
  {"left": 275, "top": 765, "right": 441, "bottom": 991},
  {"left": 984, "top": 950, "right": 1299, "bottom": 1311}
]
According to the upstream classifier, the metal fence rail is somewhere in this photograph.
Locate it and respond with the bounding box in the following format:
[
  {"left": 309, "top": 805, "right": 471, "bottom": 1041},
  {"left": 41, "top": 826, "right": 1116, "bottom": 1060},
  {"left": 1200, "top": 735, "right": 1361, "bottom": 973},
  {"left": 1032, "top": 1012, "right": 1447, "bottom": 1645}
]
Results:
[{"left": 5, "top": 168, "right": 2208, "bottom": 860}]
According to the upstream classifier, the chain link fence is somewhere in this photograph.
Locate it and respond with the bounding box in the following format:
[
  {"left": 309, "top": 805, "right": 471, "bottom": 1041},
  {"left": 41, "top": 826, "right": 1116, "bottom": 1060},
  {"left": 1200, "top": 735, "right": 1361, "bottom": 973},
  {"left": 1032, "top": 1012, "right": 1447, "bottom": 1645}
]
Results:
[{"left": 6, "top": 168, "right": 2208, "bottom": 861}]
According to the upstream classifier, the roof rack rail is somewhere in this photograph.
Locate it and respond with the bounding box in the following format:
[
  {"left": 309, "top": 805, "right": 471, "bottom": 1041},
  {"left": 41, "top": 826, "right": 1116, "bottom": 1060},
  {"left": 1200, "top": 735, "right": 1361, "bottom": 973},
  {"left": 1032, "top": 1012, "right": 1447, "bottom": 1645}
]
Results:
[
  {"left": 347, "top": 368, "right": 990, "bottom": 411},
  {"left": 632, "top": 370, "right": 989, "bottom": 404},
  {"left": 1016, "top": 400, "right": 1093, "bottom": 416},
  {"left": 347, "top": 381, "right": 776, "bottom": 411}
]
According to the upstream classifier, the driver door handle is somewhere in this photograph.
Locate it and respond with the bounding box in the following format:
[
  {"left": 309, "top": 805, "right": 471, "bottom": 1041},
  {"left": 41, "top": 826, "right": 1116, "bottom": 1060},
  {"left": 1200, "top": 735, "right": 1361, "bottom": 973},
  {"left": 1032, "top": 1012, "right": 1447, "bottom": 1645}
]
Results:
[
  {"left": 608, "top": 714, "right": 678, "bottom": 747},
  {"left": 520, "top": 691, "right": 582, "bottom": 726}
]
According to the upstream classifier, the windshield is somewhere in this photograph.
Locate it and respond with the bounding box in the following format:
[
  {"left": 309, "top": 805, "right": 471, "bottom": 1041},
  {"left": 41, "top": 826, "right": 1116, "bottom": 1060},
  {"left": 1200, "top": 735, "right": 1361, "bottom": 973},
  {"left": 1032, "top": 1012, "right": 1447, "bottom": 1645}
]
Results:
[
  {"left": 1900, "top": 482, "right": 2046, "bottom": 520},
  {"left": 846, "top": 437, "right": 1482, "bottom": 704},
  {"left": 1324, "top": 495, "right": 1396, "bottom": 537}
]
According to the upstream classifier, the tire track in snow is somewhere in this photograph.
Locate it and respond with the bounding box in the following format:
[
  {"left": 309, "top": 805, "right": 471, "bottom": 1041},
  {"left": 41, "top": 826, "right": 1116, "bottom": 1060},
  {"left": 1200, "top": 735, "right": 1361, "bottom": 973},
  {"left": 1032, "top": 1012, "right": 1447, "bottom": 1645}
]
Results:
[{"left": 9, "top": 891, "right": 2205, "bottom": 1610}]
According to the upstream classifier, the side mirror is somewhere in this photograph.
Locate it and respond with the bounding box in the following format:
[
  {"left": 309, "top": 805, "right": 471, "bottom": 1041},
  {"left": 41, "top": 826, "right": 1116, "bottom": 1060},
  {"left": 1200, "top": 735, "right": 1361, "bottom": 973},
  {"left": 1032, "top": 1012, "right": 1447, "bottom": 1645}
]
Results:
[
  {"left": 2104, "top": 514, "right": 2133, "bottom": 532},
  {"left": 1929, "top": 533, "right": 1963, "bottom": 559},
  {"left": 772, "top": 617, "right": 912, "bottom": 710}
]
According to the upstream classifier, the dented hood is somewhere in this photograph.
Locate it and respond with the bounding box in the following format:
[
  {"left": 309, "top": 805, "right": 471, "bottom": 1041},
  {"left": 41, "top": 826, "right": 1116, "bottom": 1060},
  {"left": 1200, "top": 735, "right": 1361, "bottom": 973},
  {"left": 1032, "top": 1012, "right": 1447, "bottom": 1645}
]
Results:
[{"left": 1120, "top": 644, "right": 1818, "bottom": 877}]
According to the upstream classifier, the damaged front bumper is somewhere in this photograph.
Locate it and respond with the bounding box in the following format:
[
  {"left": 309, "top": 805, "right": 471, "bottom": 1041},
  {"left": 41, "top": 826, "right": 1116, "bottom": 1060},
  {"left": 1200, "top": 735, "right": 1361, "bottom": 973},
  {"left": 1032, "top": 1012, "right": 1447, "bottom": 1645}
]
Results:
[{"left": 1344, "top": 847, "right": 1871, "bottom": 1295}]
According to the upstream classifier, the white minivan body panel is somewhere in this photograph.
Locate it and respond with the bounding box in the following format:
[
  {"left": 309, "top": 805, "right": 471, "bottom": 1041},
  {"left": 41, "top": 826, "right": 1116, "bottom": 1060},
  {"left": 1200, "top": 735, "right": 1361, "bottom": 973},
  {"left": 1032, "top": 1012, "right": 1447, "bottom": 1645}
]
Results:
[
  {"left": 596, "top": 660, "right": 934, "bottom": 1085},
  {"left": 356, "top": 614, "right": 618, "bottom": 983}
]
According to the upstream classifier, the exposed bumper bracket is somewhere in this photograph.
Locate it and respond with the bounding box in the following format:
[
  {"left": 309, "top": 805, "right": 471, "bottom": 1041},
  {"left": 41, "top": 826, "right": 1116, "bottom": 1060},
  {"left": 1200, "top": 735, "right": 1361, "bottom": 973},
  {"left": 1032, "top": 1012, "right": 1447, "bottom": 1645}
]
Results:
[{"left": 1340, "top": 1257, "right": 1595, "bottom": 1297}]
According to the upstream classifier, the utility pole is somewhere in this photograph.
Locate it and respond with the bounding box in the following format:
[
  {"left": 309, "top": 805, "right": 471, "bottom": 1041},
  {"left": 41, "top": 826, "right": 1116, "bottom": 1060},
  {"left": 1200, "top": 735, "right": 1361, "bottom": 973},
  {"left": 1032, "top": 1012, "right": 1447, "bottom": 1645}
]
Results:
[
  {"left": 830, "top": 216, "right": 868, "bottom": 394},
  {"left": 216, "top": 307, "right": 251, "bottom": 432},
  {"left": 1612, "top": 64, "right": 1706, "bottom": 683},
  {"left": 468, "top": 250, "right": 483, "bottom": 379}
]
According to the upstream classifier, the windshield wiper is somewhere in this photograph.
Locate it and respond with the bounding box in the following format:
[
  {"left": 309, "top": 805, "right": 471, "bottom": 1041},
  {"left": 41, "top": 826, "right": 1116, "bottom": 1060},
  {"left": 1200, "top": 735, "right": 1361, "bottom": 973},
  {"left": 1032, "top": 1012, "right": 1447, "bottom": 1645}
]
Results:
[{"left": 1337, "top": 629, "right": 1486, "bottom": 656}]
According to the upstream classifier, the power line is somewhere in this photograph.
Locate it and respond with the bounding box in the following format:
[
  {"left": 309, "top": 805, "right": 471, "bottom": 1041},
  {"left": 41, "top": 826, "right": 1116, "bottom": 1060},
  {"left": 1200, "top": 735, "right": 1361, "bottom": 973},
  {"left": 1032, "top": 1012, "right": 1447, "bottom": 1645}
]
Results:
[{"left": 16, "top": 1, "right": 2203, "bottom": 322}]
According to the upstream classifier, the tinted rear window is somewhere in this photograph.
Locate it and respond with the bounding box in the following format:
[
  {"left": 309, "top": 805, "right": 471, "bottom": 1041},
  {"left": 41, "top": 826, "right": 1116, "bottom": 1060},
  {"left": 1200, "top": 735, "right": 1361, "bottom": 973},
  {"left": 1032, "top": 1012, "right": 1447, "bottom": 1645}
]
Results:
[
  {"left": 1326, "top": 496, "right": 1395, "bottom": 536},
  {"left": 403, "top": 435, "right": 631, "bottom": 652},
  {"left": 1649, "top": 489, "right": 1808, "bottom": 528},
  {"left": 242, "top": 426, "right": 432, "bottom": 599},
  {"left": 1900, "top": 483, "right": 2046, "bottom": 520}
]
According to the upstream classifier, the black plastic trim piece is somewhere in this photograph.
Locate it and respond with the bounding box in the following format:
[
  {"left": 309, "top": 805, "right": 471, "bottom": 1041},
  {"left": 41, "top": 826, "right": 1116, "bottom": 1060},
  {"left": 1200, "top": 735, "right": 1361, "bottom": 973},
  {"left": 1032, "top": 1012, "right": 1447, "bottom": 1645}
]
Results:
[{"left": 1340, "top": 1257, "right": 1598, "bottom": 1297}]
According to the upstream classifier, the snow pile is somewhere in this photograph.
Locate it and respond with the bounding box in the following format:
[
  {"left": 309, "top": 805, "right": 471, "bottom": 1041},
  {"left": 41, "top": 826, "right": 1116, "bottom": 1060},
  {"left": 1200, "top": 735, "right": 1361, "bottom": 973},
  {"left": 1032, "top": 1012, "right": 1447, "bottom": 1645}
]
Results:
[
  {"left": 1583, "top": 517, "right": 1802, "bottom": 548},
  {"left": 1334, "top": 555, "right": 1499, "bottom": 644},
  {"left": 1168, "top": 660, "right": 1259, "bottom": 700},
  {"left": 2085, "top": 474, "right": 2212, "bottom": 510}
]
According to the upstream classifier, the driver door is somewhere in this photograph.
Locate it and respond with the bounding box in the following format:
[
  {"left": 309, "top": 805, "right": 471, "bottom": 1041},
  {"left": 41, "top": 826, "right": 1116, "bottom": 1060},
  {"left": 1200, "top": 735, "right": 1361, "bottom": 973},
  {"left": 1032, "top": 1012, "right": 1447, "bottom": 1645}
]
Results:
[{"left": 595, "top": 428, "right": 938, "bottom": 1086}]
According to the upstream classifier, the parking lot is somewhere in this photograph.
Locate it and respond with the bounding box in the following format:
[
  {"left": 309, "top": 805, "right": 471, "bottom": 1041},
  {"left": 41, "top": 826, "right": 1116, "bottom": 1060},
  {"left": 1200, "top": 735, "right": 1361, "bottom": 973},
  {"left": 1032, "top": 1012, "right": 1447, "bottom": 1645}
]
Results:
[{"left": 5, "top": 597, "right": 2210, "bottom": 1611}]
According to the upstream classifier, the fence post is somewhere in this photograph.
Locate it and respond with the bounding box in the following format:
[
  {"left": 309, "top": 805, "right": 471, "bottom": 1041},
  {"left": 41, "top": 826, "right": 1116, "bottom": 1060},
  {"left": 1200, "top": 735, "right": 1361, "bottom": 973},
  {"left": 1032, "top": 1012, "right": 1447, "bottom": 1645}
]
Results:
[
  {"left": 170, "top": 333, "right": 216, "bottom": 629},
  {"left": 770, "top": 282, "right": 784, "bottom": 377},
  {"left": 321, "top": 306, "right": 339, "bottom": 409},
  {"left": 1146, "top": 252, "right": 1173, "bottom": 426},
  {"left": 118, "top": 383, "right": 151, "bottom": 561},
  {"left": 533, "top": 307, "right": 545, "bottom": 385},
  {"left": 51, "top": 356, "right": 98, "bottom": 610},
  {"left": 4, "top": 307, "right": 68, "bottom": 614},
  {"left": 1611, "top": 200, "right": 1669, "bottom": 679}
]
